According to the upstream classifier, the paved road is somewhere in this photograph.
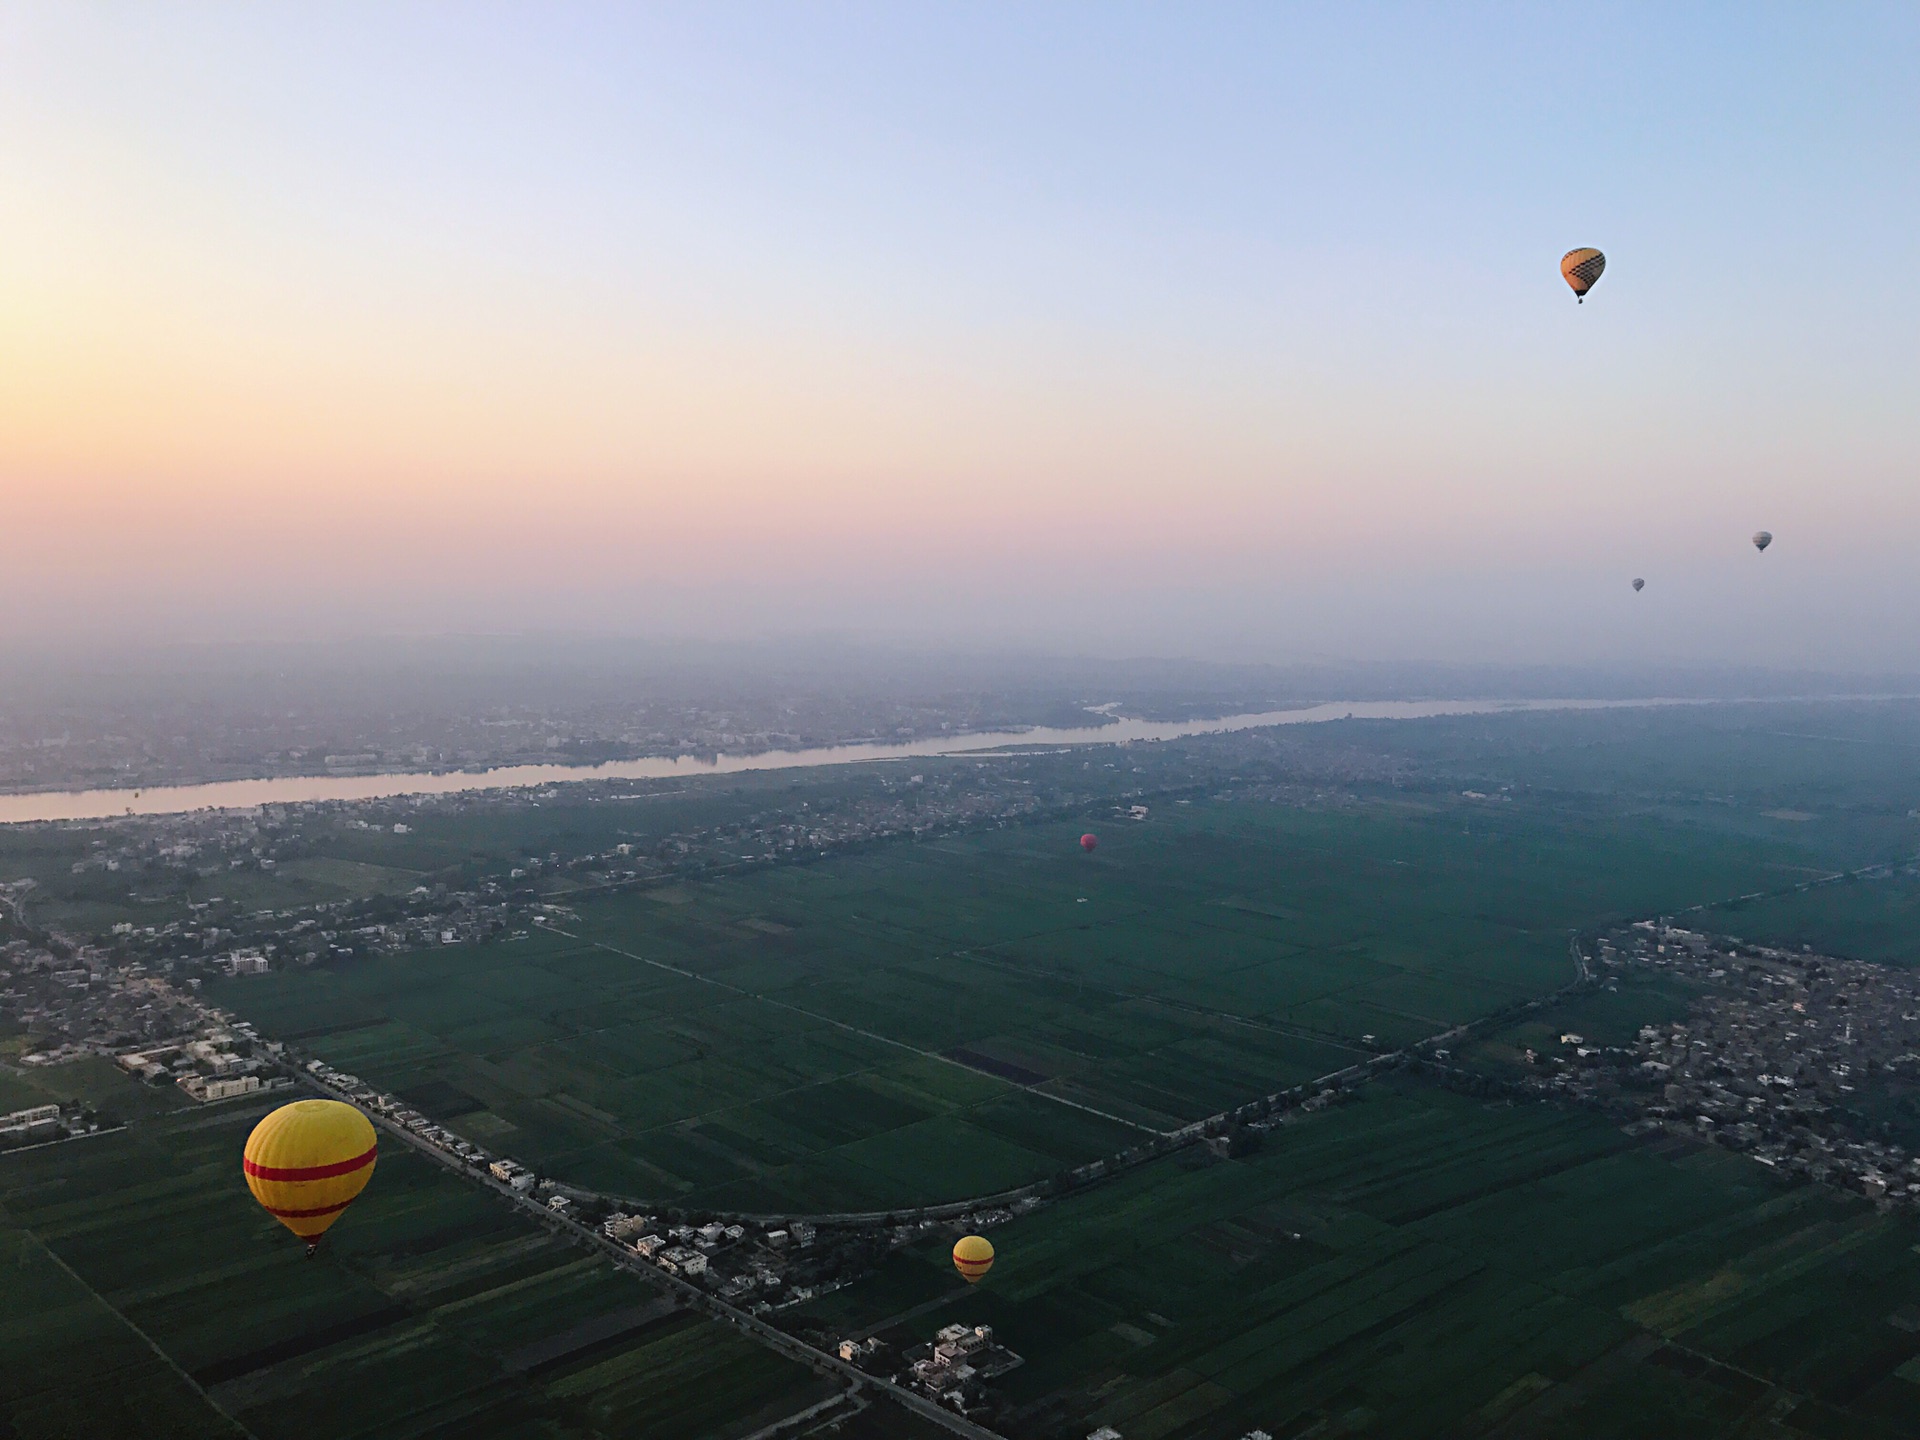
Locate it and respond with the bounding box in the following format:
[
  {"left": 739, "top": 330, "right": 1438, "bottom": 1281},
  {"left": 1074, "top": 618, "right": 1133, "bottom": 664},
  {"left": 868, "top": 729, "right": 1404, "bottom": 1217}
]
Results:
[{"left": 297, "top": 1073, "right": 1008, "bottom": 1440}]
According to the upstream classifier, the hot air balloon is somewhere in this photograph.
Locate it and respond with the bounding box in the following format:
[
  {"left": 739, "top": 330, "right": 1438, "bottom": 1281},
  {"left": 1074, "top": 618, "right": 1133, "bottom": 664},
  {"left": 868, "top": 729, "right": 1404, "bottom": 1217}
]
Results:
[
  {"left": 1752, "top": 531, "right": 1772, "bottom": 552},
  {"left": 1632, "top": 578, "right": 1645, "bottom": 592},
  {"left": 1561, "top": 248, "right": 1605, "bottom": 302},
  {"left": 244, "top": 1100, "right": 378, "bottom": 1255},
  {"left": 1079, "top": 833, "right": 1098, "bottom": 853},
  {"left": 953, "top": 1234, "right": 994, "bottom": 1284}
]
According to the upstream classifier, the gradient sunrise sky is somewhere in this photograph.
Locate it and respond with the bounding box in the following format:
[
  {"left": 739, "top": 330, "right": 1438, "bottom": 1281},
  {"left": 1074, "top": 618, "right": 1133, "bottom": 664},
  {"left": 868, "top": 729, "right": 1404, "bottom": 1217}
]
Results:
[{"left": 4, "top": 4, "right": 1918, "bottom": 667}]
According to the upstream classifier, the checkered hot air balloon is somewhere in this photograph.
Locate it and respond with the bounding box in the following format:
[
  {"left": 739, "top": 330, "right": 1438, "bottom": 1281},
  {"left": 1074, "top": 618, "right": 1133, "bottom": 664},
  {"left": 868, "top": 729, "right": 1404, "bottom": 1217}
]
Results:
[{"left": 1561, "top": 248, "right": 1606, "bottom": 302}]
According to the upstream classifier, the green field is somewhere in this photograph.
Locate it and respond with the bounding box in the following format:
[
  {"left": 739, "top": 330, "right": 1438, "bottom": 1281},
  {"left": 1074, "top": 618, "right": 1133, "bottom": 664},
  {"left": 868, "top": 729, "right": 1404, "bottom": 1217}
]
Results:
[
  {"left": 211, "top": 789, "right": 1832, "bottom": 1213},
  {"left": 794, "top": 1077, "right": 1920, "bottom": 1439},
  {"left": 1689, "top": 865, "right": 1920, "bottom": 968},
  {"left": 0, "top": 1103, "right": 837, "bottom": 1440}
]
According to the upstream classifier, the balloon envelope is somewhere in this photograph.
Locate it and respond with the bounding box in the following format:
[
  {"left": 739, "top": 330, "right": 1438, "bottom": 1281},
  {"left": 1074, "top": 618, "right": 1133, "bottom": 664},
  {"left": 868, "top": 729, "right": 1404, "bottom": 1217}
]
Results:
[
  {"left": 1632, "top": 578, "right": 1645, "bottom": 592},
  {"left": 1561, "top": 247, "right": 1605, "bottom": 301},
  {"left": 1752, "top": 531, "right": 1773, "bottom": 552},
  {"left": 1079, "top": 833, "right": 1098, "bottom": 852},
  {"left": 244, "top": 1100, "right": 378, "bottom": 1251},
  {"left": 953, "top": 1234, "right": 995, "bottom": 1284}
]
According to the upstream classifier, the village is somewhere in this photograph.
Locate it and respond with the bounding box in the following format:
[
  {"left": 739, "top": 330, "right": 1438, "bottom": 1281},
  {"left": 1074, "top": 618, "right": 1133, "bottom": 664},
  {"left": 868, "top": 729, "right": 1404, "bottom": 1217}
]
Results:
[{"left": 1520, "top": 915, "right": 1920, "bottom": 1204}]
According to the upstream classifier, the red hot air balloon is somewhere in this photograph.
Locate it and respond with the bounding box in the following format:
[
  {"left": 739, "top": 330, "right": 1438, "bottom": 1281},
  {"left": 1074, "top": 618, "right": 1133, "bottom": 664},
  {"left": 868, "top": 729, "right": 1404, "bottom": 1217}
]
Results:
[{"left": 1080, "top": 834, "right": 1098, "bottom": 853}]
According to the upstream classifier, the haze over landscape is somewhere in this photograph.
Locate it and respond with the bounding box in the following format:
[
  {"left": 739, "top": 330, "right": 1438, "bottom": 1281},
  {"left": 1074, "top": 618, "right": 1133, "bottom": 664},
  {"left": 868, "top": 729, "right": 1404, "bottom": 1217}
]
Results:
[{"left": 5, "top": 4, "right": 1919, "bottom": 666}]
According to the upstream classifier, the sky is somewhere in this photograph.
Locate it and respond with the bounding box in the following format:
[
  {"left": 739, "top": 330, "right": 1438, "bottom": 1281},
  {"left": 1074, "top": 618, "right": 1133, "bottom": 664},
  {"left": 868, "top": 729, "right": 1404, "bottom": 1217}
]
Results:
[{"left": 4, "top": 3, "right": 1918, "bottom": 671}]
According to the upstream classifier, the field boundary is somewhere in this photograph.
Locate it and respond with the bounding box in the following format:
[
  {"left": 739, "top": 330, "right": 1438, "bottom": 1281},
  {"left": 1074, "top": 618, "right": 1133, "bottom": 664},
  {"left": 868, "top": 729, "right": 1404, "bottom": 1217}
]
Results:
[
  {"left": 570, "top": 930, "right": 1164, "bottom": 1136},
  {"left": 15, "top": 1220, "right": 260, "bottom": 1439}
]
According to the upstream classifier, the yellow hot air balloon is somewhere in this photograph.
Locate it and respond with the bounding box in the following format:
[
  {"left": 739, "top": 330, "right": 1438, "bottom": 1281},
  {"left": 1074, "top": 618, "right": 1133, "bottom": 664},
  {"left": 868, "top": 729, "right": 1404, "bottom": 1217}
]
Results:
[
  {"left": 244, "top": 1100, "right": 378, "bottom": 1254},
  {"left": 1561, "top": 247, "right": 1605, "bottom": 302},
  {"left": 952, "top": 1234, "right": 994, "bottom": 1284}
]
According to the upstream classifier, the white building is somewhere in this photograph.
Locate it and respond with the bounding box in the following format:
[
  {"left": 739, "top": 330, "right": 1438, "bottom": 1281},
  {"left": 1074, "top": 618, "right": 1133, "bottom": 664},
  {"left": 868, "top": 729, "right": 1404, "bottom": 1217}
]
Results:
[{"left": 178, "top": 1074, "right": 261, "bottom": 1102}]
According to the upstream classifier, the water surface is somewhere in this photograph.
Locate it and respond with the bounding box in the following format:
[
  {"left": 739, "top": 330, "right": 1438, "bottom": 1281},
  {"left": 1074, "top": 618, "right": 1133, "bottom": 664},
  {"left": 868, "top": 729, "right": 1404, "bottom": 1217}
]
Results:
[{"left": 0, "top": 696, "right": 1779, "bottom": 824}]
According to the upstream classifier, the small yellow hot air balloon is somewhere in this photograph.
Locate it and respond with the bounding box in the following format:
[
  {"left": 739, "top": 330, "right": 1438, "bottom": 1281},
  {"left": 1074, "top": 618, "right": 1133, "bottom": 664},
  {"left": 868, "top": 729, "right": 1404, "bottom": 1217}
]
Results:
[
  {"left": 952, "top": 1234, "right": 994, "bottom": 1284},
  {"left": 1561, "top": 247, "right": 1605, "bottom": 302},
  {"left": 244, "top": 1100, "right": 378, "bottom": 1255}
]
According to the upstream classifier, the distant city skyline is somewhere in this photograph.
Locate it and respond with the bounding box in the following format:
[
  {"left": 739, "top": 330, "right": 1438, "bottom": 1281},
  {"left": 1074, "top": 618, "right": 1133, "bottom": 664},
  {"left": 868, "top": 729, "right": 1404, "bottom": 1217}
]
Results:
[{"left": 4, "top": 4, "right": 1917, "bottom": 668}]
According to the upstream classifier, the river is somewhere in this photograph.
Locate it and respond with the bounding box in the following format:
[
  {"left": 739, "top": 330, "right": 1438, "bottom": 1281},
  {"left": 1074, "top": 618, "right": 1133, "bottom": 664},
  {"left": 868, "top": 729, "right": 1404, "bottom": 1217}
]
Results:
[{"left": 0, "top": 695, "right": 1803, "bottom": 825}]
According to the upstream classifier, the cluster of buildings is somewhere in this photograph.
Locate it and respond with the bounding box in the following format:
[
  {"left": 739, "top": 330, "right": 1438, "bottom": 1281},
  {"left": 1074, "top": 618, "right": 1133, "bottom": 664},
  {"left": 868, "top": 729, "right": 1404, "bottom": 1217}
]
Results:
[
  {"left": 298, "top": 1057, "right": 521, "bottom": 1182},
  {"left": 896, "top": 1323, "right": 1023, "bottom": 1412},
  {"left": 62, "top": 806, "right": 296, "bottom": 880},
  {"left": 0, "top": 931, "right": 249, "bottom": 1075},
  {"left": 116, "top": 1031, "right": 292, "bottom": 1103},
  {"left": 604, "top": 1211, "right": 827, "bottom": 1310},
  {"left": 488, "top": 763, "right": 1132, "bottom": 880},
  {"left": 0, "top": 1102, "right": 95, "bottom": 1149},
  {"left": 0, "top": 913, "right": 290, "bottom": 1132},
  {"left": 1531, "top": 919, "right": 1920, "bottom": 1203},
  {"left": 106, "top": 876, "right": 525, "bottom": 981}
]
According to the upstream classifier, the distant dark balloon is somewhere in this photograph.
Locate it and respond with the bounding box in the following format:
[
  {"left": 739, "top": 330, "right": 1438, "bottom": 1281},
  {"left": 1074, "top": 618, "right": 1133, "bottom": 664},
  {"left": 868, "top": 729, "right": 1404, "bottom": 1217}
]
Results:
[
  {"left": 1752, "top": 531, "right": 1773, "bottom": 552},
  {"left": 1561, "top": 247, "right": 1606, "bottom": 302},
  {"left": 1632, "top": 578, "right": 1645, "bottom": 592},
  {"left": 1079, "top": 834, "right": 1098, "bottom": 853}
]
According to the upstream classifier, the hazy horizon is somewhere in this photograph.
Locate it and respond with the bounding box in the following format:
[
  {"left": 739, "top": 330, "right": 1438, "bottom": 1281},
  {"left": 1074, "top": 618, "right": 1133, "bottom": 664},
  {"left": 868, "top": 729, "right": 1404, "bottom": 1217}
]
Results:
[
  {"left": 6, "top": 4, "right": 1918, "bottom": 668},
  {"left": 6, "top": 631, "right": 1918, "bottom": 703}
]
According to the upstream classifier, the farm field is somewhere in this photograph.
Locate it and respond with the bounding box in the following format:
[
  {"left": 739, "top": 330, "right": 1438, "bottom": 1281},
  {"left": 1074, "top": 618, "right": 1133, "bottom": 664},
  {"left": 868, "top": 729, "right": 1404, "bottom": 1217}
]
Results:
[
  {"left": 214, "top": 790, "right": 1829, "bottom": 1213},
  {"left": 0, "top": 1101, "right": 840, "bottom": 1440},
  {"left": 793, "top": 1077, "right": 1920, "bottom": 1439},
  {"left": 1688, "top": 865, "right": 1920, "bottom": 969}
]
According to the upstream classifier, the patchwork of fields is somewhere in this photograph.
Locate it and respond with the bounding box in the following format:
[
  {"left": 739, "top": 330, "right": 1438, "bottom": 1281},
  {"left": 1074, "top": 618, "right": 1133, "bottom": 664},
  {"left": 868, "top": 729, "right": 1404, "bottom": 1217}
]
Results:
[
  {"left": 0, "top": 1102, "right": 839, "bottom": 1440},
  {"left": 13, "top": 706, "right": 1920, "bottom": 1438},
  {"left": 794, "top": 1079, "right": 1920, "bottom": 1439},
  {"left": 216, "top": 797, "right": 1821, "bottom": 1213}
]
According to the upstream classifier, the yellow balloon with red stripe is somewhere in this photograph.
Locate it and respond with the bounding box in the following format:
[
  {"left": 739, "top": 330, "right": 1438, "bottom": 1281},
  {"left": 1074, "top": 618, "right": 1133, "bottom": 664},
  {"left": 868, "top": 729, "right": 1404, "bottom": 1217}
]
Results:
[
  {"left": 243, "top": 1100, "right": 378, "bottom": 1252},
  {"left": 952, "top": 1234, "right": 994, "bottom": 1284}
]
